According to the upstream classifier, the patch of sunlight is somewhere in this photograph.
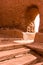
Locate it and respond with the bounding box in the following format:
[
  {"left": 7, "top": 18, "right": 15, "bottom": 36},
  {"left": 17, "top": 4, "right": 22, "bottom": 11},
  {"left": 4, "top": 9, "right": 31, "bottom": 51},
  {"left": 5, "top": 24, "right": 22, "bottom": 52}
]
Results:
[
  {"left": 34, "top": 14, "right": 40, "bottom": 32},
  {"left": 14, "top": 32, "right": 35, "bottom": 44},
  {"left": 14, "top": 40, "right": 34, "bottom": 44}
]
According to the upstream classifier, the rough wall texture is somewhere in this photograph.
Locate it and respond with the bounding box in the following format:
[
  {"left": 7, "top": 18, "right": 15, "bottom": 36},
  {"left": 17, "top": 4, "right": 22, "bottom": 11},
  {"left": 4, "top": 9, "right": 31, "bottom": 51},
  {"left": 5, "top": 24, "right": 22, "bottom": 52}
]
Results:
[
  {"left": 0, "top": 0, "right": 43, "bottom": 32},
  {"left": 0, "top": 29, "right": 23, "bottom": 38}
]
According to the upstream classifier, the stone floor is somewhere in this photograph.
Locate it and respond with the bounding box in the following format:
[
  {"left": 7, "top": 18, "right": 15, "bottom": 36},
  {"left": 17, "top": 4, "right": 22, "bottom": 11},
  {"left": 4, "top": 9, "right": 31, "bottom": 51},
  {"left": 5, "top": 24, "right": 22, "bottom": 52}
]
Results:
[{"left": 0, "top": 38, "right": 43, "bottom": 65}]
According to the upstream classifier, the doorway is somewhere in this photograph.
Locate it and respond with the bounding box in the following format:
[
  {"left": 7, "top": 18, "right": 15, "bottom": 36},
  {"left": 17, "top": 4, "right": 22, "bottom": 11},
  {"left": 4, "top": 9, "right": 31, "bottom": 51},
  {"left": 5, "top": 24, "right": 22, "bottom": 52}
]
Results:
[{"left": 25, "top": 5, "right": 40, "bottom": 33}]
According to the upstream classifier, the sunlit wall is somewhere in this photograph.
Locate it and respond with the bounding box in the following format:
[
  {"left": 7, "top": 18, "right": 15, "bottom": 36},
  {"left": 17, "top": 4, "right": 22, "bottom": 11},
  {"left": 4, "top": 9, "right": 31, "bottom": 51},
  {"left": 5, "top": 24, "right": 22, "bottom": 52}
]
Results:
[{"left": 34, "top": 14, "right": 40, "bottom": 32}]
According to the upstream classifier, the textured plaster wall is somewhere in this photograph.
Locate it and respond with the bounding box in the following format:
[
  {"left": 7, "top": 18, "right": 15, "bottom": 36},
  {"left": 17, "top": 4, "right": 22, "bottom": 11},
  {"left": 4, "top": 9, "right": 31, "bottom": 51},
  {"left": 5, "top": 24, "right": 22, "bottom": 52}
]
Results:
[{"left": 0, "top": 0, "right": 43, "bottom": 32}]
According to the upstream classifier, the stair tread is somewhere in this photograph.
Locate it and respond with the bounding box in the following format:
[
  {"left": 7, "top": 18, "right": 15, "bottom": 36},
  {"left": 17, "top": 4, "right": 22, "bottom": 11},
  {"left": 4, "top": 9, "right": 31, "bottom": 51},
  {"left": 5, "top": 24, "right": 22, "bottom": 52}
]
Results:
[
  {"left": 24, "top": 42, "right": 43, "bottom": 55},
  {"left": 0, "top": 53, "right": 37, "bottom": 65},
  {"left": 0, "top": 42, "right": 24, "bottom": 50},
  {"left": 0, "top": 48, "right": 30, "bottom": 61},
  {"left": 34, "top": 62, "right": 43, "bottom": 65}
]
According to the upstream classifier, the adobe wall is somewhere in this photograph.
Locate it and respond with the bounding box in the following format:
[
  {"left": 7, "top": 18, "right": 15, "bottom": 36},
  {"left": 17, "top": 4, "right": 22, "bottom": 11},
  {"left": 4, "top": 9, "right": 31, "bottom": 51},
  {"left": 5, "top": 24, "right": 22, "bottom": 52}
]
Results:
[{"left": 0, "top": 0, "right": 43, "bottom": 32}]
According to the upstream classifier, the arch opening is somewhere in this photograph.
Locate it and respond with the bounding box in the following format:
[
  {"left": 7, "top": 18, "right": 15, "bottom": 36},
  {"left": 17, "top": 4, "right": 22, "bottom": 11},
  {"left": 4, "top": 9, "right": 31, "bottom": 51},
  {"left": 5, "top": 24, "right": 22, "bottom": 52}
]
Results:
[
  {"left": 23, "top": 5, "right": 40, "bottom": 40},
  {"left": 25, "top": 5, "right": 40, "bottom": 33}
]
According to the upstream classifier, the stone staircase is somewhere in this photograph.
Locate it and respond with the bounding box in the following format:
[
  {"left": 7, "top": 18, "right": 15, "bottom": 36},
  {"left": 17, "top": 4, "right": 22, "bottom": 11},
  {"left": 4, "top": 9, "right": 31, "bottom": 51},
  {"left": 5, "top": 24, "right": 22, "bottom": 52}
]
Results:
[
  {"left": 24, "top": 42, "right": 43, "bottom": 56},
  {"left": 0, "top": 39, "right": 43, "bottom": 65}
]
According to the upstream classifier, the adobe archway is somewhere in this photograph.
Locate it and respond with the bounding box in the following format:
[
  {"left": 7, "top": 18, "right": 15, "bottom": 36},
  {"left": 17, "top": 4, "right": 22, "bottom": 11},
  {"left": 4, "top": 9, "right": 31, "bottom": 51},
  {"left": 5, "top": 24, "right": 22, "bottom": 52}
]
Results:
[{"left": 25, "top": 5, "right": 40, "bottom": 33}]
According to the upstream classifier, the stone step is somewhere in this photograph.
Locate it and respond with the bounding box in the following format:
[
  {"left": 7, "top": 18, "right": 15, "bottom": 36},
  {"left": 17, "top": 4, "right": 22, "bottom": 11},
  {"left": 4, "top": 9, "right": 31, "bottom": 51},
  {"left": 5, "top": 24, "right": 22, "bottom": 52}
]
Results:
[
  {"left": 34, "top": 58, "right": 43, "bottom": 65},
  {"left": 0, "top": 42, "right": 24, "bottom": 51},
  {"left": 24, "top": 42, "right": 43, "bottom": 56},
  {"left": 0, "top": 48, "right": 30, "bottom": 61},
  {"left": 0, "top": 53, "right": 37, "bottom": 65},
  {"left": 34, "top": 62, "right": 43, "bottom": 65}
]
